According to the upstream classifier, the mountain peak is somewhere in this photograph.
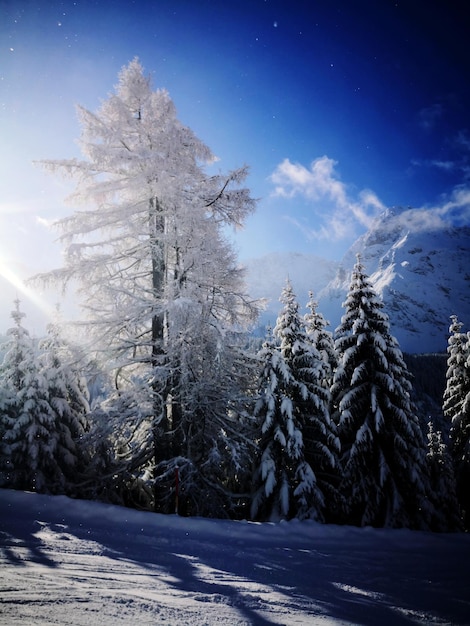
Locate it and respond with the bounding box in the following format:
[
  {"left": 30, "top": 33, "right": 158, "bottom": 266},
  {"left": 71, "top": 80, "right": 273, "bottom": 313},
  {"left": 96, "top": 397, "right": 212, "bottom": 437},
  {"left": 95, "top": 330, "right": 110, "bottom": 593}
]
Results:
[{"left": 244, "top": 210, "right": 470, "bottom": 353}]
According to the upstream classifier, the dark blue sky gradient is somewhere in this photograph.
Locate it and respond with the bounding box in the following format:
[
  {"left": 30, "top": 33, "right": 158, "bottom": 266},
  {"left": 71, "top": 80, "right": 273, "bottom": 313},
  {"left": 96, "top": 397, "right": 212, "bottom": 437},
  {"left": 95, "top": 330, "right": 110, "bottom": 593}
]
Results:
[{"left": 1, "top": 0, "right": 469, "bottom": 272}]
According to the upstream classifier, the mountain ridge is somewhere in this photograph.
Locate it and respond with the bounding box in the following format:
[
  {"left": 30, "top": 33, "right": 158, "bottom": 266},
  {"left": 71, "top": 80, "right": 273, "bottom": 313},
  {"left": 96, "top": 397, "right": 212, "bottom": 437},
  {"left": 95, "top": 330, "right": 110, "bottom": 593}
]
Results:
[{"left": 244, "top": 208, "right": 470, "bottom": 353}]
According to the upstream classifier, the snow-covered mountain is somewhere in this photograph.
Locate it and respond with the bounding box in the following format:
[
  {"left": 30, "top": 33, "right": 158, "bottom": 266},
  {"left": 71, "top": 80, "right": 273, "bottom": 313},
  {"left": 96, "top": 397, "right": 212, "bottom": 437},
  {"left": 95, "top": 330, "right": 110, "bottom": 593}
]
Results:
[{"left": 244, "top": 208, "right": 470, "bottom": 354}]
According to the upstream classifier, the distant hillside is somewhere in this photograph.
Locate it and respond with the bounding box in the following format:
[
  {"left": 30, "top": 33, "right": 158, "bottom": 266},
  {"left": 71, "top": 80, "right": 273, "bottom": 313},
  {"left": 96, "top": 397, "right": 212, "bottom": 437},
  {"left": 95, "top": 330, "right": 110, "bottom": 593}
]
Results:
[
  {"left": 244, "top": 208, "right": 470, "bottom": 353},
  {"left": 318, "top": 208, "right": 470, "bottom": 353}
]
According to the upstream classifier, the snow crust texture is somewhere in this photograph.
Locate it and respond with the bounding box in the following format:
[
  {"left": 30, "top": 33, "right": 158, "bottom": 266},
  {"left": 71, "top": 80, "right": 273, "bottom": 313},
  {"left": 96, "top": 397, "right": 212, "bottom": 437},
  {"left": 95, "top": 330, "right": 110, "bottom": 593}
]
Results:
[{"left": 1, "top": 489, "right": 470, "bottom": 625}]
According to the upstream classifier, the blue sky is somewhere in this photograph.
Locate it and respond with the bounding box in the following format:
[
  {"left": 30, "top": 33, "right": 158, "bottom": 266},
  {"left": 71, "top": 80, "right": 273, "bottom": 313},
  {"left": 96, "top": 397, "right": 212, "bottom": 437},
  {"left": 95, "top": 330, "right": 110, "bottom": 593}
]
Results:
[{"left": 1, "top": 0, "right": 469, "bottom": 331}]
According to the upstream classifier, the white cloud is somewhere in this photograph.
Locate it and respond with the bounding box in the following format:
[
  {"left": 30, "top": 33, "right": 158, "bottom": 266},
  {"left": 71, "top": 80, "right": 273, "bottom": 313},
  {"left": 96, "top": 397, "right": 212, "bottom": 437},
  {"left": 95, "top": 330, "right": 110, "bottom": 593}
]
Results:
[
  {"left": 270, "top": 156, "right": 386, "bottom": 241},
  {"left": 411, "top": 157, "right": 463, "bottom": 174},
  {"left": 271, "top": 156, "right": 343, "bottom": 201},
  {"left": 390, "top": 185, "right": 470, "bottom": 233},
  {"left": 431, "top": 185, "right": 470, "bottom": 225}
]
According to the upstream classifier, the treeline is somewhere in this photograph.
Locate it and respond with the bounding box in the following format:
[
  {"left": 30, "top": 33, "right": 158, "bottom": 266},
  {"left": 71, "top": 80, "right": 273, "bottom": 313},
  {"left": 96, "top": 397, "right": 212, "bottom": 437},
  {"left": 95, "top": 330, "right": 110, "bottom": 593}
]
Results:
[
  {"left": 1, "top": 261, "right": 468, "bottom": 532},
  {"left": 1, "top": 59, "right": 469, "bottom": 532}
]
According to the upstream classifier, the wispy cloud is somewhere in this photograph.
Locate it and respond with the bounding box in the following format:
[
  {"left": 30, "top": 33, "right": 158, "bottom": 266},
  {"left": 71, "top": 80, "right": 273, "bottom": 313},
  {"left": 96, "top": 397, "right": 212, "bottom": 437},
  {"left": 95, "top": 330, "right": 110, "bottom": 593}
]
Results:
[
  {"left": 391, "top": 185, "right": 470, "bottom": 233},
  {"left": 411, "top": 155, "right": 470, "bottom": 181},
  {"left": 412, "top": 121, "right": 470, "bottom": 180},
  {"left": 430, "top": 185, "right": 470, "bottom": 225},
  {"left": 411, "top": 158, "right": 459, "bottom": 172},
  {"left": 270, "top": 156, "right": 386, "bottom": 241}
]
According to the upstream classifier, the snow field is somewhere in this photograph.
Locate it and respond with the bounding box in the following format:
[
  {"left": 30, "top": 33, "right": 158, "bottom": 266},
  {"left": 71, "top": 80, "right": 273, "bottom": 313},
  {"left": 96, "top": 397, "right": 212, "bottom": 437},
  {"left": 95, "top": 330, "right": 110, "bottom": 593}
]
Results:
[{"left": 1, "top": 490, "right": 470, "bottom": 625}]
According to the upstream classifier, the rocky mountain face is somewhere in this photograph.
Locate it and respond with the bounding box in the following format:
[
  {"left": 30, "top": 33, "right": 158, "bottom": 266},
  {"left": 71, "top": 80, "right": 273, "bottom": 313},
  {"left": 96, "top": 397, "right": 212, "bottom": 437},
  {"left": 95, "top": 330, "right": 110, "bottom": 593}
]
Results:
[{"left": 244, "top": 208, "right": 470, "bottom": 354}]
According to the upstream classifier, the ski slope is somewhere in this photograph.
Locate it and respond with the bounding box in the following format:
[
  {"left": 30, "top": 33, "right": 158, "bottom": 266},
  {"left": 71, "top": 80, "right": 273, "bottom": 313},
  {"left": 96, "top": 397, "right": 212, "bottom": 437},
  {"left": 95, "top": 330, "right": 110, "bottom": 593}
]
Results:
[{"left": 1, "top": 489, "right": 469, "bottom": 625}]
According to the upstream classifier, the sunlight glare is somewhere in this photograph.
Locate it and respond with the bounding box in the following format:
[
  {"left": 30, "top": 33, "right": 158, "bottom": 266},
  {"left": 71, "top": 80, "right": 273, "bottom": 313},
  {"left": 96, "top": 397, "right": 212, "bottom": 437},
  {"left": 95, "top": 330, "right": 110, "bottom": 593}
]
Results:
[{"left": 0, "top": 258, "right": 54, "bottom": 321}]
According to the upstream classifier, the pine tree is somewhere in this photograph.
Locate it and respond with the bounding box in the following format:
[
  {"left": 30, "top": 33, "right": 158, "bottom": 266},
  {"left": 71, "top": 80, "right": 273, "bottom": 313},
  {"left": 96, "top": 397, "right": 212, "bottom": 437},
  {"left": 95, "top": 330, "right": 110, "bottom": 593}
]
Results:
[
  {"left": 303, "top": 291, "right": 342, "bottom": 520},
  {"left": 443, "top": 316, "right": 470, "bottom": 527},
  {"left": 304, "top": 291, "right": 337, "bottom": 391},
  {"left": 0, "top": 301, "right": 67, "bottom": 493},
  {"left": 426, "top": 420, "right": 462, "bottom": 531},
  {"left": 33, "top": 59, "right": 258, "bottom": 515},
  {"left": 251, "top": 330, "right": 306, "bottom": 521},
  {"left": 0, "top": 375, "right": 17, "bottom": 488},
  {"left": 331, "top": 255, "right": 433, "bottom": 529},
  {"left": 251, "top": 281, "right": 339, "bottom": 522},
  {"left": 37, "top": 317, "right": 91, "bottom": 493},
  {"left": 443, "top": 316, "right": 469, "bottom": 422}
]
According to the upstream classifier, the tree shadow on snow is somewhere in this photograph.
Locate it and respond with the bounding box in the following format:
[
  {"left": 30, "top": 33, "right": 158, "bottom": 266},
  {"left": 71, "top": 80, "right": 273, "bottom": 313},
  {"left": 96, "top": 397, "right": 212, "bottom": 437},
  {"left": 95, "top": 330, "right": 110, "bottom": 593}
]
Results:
[
  {"left": 71, "top": 516, "right": 470, "bottom": 626},
  {"left": 1, "top": 491, "right": 469, "bottom": 625},
  {"left": 0, "top": 515, "right": 57, "bottom": 568}
]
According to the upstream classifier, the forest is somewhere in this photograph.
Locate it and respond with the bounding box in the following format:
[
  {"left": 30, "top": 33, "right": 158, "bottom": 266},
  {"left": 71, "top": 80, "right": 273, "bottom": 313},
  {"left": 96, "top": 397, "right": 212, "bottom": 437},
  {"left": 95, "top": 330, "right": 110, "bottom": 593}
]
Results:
[{"left": 1, "top": 59, "right": 469, "bottom": 532}]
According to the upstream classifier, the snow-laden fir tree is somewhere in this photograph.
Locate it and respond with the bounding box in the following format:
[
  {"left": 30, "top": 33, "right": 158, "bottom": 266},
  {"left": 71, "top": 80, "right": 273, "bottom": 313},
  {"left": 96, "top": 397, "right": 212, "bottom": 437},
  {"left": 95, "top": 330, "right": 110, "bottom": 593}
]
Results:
[
  {"left": 0, "top": 301, "right": 71, "bottom": 493},
  {"left": 0, "top": 370, "right": 17, "bottom": 488},
  {"left": 443, "top": 316, "right": 470, "bottom": 527},
  {"left": 33, "top": 59, "right": 258, "bottom": 515},
  {"left": 251, "top": 281, "right": 340, "bottom": 522},
  {"left": 426, "top": 420, "right": 462, "bottom": 531},
  {"left": 303, "top": 291, "right": 342, "bottom": 520},
  {"left": 443, "top": 316, "right": 469, "bottom": 423},
  {"left": 331, "top": 255, "right": 433, "bottom": 529},
  {"left": 37, "top": 315, "right": 91, "bottom": 494},
  {"left": 304, "top": 291, "right": 337, "bottom": 390}
]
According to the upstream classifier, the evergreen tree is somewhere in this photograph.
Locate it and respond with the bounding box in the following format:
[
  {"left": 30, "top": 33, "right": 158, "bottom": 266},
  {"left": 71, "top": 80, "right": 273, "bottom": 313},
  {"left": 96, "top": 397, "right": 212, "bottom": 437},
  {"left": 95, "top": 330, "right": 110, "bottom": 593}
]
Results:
[
  {"left": 0, "top": 301, "right": 67, "bottom": 493},
  {"left": 443, "top": 316, "right": 470, "bottom": 527},
  {"left": 0, "top": 375, "right": 17, "bottom": 488},
  {"left": 251, "top": 281, "right": 339, "bottom": 522},
  {"left": 331, "top": 255, "right": 433, "bottom": 529},
  {"left": 33, "top": 59, "right": 258, "bottom": 515},
  {"left": 304, "top": 291, "right": 337, "bottom": 390},
  {"left": 37, "top": 317, "right": 91, "bottom": 493},
  {"left": 303, "top": 291, "right": 342, "bottom": 520},
  {"left": 426, "top": 420, "right": 462, "bottom": 531},
  {"left": 443, "top": 316, "right": 469, "bottom": 422}
]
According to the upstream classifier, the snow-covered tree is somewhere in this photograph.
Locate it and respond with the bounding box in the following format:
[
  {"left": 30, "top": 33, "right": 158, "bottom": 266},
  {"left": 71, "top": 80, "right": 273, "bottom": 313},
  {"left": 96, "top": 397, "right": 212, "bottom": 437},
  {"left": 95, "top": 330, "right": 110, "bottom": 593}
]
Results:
[
  {"left": 37, "top": 316, "right": 91, "bottom": 492},
  {"left": 331, "top": 255, "right": 433, "bottom": 529},
  {"left": 33, "top": 59, "right": 258, "bottom": 515},
  {"left": 0, "top": 301, "right": 70, "bottom": 493},
  {"left": 443, "top": 316, "right": 470, "bottom": 527},
  {"left": 426, "top": 420, "right": 462, "bottom": 531},
  {"left": 0, "top": 374, "right": 17, "bottom": 488},
  {"left": 443, "top": 316, "right": 469, "bottom": 422},
  {"left": 251, "top": 282, "right": 340, "bottom": 522},
  {"left": 304, "top": 291, "right": 337, "bottom": 390}
]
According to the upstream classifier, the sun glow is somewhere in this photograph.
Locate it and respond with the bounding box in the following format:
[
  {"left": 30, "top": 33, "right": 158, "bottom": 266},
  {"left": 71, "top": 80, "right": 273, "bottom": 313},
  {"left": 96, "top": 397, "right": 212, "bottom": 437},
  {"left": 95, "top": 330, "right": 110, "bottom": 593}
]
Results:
[{"left": 0, "top": 258, "right": 55, "bottom": 321}]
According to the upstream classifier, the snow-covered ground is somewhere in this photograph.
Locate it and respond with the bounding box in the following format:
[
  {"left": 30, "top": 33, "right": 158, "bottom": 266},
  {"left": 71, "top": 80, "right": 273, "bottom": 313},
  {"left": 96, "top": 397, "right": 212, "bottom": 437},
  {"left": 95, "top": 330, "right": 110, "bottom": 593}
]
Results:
[{"left": 1, "top": 489, "right": 469, "bottom": 625}]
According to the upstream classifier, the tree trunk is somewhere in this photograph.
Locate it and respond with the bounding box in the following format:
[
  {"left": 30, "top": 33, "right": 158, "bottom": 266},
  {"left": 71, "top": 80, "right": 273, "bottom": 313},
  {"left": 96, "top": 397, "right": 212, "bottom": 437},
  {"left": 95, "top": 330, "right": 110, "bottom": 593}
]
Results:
[{"left": 149, "top": 196, "right": 169, "bottom": 510}]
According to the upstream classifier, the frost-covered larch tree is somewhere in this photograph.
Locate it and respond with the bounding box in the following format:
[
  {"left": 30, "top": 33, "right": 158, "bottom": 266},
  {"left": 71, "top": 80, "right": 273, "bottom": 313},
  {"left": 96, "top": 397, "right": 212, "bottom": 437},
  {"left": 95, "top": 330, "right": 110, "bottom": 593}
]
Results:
[
  {"left": 251, "top": 281, "right": 339, "bottom": 522},
  {"left": 0, "top": 301, "right": 69, "bottom": 493},
  {"left": 33, "top": 59, "right": 258, "bottom": 515},
  {"left": 443, "top": 316, "right": 470, "bottom": 527},
  {"left": 331, "top": 255, "right": 433, "bottom": 529},
  {"left": 426, "top": 420, "right": 462, "bottom": 531}
]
